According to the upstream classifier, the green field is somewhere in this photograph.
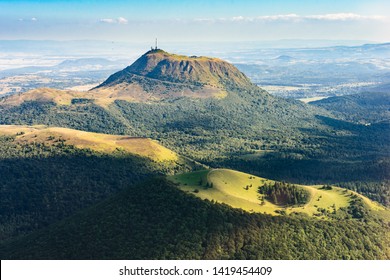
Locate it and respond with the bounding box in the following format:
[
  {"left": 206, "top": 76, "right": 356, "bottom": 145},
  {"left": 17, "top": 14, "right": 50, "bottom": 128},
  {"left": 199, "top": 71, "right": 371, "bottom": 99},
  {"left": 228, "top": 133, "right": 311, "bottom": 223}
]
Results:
[{"left": 169, "top": 169, "right": 388, "bottom": 219}]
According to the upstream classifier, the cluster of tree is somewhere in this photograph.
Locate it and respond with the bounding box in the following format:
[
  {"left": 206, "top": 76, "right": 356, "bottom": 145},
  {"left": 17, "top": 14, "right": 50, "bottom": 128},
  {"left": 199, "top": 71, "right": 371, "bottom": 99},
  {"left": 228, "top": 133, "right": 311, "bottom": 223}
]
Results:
[
  {"left": 71, "top": 98, "right": 94, "bottom": 105},
  {"left": 258, "top": 182, "right": 309, "bottom": 206},
  {"left": 338, "top": 181, "right": 390, "bottom": 207},
  {"left": 1, "top": 178, "right": 388, "bottom": 260},
  {"left": 345, "top": 195, "right": 371, "bottom": 220}
]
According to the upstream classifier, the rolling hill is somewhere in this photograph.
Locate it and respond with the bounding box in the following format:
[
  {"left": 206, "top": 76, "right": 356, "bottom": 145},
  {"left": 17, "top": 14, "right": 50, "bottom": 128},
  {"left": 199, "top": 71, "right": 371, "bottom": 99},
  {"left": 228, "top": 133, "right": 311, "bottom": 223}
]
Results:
[
  {"left": 0, "top": 86, "right": 140, "bottom": 108},
  {"left": 169, "top": 169, "right": 389, "bottom": 221},
  {"left": 0, "top": 125, "right": 178, "bottom": 162}
]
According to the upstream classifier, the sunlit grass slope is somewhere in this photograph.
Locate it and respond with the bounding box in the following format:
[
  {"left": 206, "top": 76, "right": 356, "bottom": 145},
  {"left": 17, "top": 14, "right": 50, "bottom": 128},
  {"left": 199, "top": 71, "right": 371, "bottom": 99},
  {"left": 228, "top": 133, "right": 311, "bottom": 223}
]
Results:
[
  {"left": 0, "top": 125, "right": 178, "bottom": 162},
  {"left": 169, "top": 169, "right": 388, "bottom": 219}
]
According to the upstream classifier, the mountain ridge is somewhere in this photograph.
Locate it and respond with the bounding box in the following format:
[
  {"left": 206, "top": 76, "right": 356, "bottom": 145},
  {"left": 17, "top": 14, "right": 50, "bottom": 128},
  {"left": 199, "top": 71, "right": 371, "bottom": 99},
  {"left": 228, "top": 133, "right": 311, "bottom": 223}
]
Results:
[{"left": 92, "top": 49, "right": 254, "bottom": 100}]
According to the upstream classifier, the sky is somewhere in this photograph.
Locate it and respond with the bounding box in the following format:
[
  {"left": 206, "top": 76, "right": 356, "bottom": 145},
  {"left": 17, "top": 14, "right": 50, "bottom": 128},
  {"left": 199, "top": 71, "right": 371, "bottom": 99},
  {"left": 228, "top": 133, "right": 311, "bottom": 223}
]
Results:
[{"left": 0, "top": 0, "right": 389, "bottom": 43}]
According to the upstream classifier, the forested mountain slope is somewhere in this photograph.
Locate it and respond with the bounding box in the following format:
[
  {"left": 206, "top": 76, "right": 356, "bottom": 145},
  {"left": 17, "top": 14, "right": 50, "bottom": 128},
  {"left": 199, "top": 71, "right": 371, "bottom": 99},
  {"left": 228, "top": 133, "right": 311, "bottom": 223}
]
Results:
[
  {"left": 1, "top": 178, "right": 388, "bottom": 260},
  {"left": 0, "top": 125, "right": 194, "bottom": 242}
]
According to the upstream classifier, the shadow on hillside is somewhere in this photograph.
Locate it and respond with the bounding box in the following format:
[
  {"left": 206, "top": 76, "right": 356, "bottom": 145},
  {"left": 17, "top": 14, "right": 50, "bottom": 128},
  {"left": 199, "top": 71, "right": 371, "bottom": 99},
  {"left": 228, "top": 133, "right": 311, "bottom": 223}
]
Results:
[{"left": 0, "top": 152, "right": 169, "bottom": 243}]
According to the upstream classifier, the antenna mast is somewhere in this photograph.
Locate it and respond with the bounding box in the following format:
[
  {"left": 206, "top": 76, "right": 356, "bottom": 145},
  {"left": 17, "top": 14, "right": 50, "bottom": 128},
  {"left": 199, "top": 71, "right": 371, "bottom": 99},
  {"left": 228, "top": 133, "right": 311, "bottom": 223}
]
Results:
[{"left": 155, "top": 38, "right": 158, "bottom": 50}]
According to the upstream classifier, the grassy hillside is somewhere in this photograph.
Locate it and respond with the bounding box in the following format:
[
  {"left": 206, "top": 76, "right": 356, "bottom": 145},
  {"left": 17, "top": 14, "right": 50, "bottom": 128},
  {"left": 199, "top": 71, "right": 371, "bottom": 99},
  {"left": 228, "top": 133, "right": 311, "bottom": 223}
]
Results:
[
  {"left": 170, "top": 169, "right": 389, "bottom": 221},
  {"left": 0, "top": 87, "right": 143, "bottom": 107},
  {"left": 0, "top": 125, "right": 178, "bottom": 162},
  {"left": 1, "top": 177, "right": 388, "bottom": 260}
]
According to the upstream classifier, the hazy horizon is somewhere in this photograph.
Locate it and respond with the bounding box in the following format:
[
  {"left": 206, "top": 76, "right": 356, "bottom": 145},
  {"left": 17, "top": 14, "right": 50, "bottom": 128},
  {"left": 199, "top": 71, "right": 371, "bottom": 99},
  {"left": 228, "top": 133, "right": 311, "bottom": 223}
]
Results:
[{"left": 1, "top": 0, "right": 389, "bottom": 42}]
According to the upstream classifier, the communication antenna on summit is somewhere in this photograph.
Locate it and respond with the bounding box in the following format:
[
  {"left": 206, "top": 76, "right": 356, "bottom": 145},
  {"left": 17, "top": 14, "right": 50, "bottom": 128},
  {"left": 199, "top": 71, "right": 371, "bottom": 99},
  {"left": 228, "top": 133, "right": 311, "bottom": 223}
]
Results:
[{"left": 155, "top": 38, "right": 158, "bottom": 50}]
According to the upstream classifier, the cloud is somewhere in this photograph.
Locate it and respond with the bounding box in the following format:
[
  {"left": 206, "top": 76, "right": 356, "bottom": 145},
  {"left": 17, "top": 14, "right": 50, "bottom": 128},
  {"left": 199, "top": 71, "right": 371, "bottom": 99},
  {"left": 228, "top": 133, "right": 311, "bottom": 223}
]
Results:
[
  {"left": 117, "top": 17, "right": 128, "bottom": 24},
  {"left": 305, "top": 13, "right": 386, "bottom": 21},
  {"left": 193, "top": 18, "right": 215, "bottom": 23},
  {"left": 99, "top": 17, "right": 128, "bottom": 24},
  {"left": 195, "top": 13, "right": 386, "bottom": 23},
  {"left": 100, "top": 18, "right": 116, "bottom": 24},
  {"left": 256, "top": 14, "right": 301, "bottom": 22},
  {"left": 18, "top": 17, "right": 38, "bottom": 22},
  {"left": 232, "top": 16, "right": 246, "bottom": 22}
]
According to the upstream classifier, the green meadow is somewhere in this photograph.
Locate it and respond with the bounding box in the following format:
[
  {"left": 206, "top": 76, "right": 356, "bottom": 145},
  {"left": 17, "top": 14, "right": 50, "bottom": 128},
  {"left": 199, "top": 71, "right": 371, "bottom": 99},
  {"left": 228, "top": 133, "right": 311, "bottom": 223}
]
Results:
[{"left": 169, "top": 169, "right": 388, "bottom": 220}]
